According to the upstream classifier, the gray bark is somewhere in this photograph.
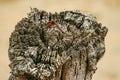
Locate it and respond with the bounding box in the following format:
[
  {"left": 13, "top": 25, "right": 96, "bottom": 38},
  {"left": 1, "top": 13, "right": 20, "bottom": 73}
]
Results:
[{"left": 8, "top": 8, "right": 108, "bottom": 80}]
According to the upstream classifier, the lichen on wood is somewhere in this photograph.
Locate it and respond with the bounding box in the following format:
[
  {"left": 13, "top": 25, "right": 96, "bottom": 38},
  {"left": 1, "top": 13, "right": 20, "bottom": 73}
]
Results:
[{"left": 8, "top": 8, "right": 108, "bottom": 80}]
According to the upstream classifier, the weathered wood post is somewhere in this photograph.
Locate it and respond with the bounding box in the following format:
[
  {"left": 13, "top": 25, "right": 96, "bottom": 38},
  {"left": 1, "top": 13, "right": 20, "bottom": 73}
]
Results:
[{"left": 8, "top": 8, "right": 108, "bottom": 80}]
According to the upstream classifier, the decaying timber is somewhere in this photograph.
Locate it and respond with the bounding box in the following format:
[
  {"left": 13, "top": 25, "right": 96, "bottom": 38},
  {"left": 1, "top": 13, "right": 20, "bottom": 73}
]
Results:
[{"left": 8, "top": 8, "right": 108, "bottom": 80}]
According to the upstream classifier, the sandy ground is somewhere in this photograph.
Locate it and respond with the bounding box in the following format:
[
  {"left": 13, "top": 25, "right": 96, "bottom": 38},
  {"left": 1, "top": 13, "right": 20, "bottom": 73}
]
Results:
[{"left": 0, "top": 0, "right": 120, "bottom": 80}]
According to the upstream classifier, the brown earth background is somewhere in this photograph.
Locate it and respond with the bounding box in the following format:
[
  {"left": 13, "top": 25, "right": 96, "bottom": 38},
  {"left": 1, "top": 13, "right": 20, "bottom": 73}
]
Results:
[{"left": 0, "top": 0, "right": 120, "bottom": 80}]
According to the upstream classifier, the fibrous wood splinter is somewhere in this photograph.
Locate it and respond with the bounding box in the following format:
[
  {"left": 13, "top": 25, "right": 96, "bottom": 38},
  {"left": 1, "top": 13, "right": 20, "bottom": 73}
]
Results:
[{"left": 8, "top": 8, "right": 108, "bottom": 80}]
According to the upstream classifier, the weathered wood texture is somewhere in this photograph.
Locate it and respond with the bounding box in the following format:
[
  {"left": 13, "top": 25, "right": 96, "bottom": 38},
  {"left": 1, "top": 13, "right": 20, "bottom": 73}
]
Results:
[{"left": 8, "top": 8, "right": 108, "bottom": 80}]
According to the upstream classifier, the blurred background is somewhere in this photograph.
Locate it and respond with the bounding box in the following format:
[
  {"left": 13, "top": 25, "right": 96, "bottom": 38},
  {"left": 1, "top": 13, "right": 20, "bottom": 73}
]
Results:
[{"left": 0, "top": 0, "right": 120, "bottom": 80}]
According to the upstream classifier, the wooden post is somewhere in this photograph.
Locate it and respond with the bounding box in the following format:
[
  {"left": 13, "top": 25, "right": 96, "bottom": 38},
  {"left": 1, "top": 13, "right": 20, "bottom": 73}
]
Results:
[{"left": 8, "top": 8, "right": 108, "bottom": 80}]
